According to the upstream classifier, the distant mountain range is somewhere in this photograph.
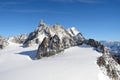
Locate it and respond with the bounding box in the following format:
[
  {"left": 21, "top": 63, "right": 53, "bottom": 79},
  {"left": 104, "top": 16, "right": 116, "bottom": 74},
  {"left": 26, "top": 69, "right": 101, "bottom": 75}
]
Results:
[{"left": 100, "top": 41, "right": 120, "bottom": 56}]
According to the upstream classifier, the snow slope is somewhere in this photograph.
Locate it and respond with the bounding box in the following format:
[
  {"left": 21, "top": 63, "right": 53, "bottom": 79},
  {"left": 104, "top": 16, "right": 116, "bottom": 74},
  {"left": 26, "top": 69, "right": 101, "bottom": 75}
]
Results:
[{"left": 0, "top": 43, "right": 109, "bottom": 80}]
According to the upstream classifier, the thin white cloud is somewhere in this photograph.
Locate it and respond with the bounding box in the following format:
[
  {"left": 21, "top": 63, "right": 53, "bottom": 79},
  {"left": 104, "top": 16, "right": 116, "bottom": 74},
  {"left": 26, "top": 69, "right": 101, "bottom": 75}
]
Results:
[
  {"left": 0, "top": 2, "right": 17, "bottom": 5},
  {"left": 0, "top": 1, "right": 26, "bottom": 8},
  {"left": 0, "top": 1, "right": 26, "bottom": 6},
  {"left": 77, "top": 0, "right": 98, "bottom": 3},
  {"left": 51, "top": 0, "right": 100, "bottom": 3},
  {"left": 0, "top": 9, "right": 70, "bottom": 14}
]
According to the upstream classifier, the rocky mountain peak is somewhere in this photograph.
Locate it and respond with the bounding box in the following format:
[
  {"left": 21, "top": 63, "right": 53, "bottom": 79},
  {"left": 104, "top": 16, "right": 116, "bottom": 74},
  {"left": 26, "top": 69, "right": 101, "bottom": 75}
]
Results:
[
  {"left": 39, "top": 19, "right": 44, "bottom": 26},
  {"left": 24, "top": 20, "right": 85, "bottom": 47}
]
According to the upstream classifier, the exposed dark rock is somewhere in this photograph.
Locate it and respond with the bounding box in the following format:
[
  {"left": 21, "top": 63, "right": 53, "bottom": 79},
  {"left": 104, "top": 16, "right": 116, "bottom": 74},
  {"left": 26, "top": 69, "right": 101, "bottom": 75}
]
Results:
[
  {"left": 73, "top": 33, "right": 85, "bottom": 45},
  {"left": 97, "top": 53, "right": 120, "bottom": 80},
  {"left": 85, "top": 39, "right": 101, "bottom": 48},
  {"left": 0, "top": 42, "right": 8, "bottom": 49},
  {"left": 79, "top": 38, "right": 120, "bottom": 80},
  {"left": 36, "top": 35, "right": 62, "bottom": 59},
  {"left": 83, "top": 39, "right": 105, "bottom": 53},
  {"left": 97, "top": 56, "right": 106, "bottom": 67},
  {"left": 24, "top": 32, "right": 36, "bottom": 45},
  {"left": 112, "top": 55, "right": 120, "bottom": 64}
]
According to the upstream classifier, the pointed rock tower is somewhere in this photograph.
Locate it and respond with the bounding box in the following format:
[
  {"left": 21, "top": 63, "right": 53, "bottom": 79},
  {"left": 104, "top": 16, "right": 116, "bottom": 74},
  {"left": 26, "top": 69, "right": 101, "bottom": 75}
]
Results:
[{"left": 24, "top": 20, "right": 85, "bottom": 47}]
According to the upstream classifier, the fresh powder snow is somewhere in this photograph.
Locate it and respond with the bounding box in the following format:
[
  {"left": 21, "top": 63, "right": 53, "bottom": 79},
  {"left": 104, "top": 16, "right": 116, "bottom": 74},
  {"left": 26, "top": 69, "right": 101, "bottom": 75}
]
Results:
[{"left": 0, "top": 43, "right": 109, "bottom": 80}]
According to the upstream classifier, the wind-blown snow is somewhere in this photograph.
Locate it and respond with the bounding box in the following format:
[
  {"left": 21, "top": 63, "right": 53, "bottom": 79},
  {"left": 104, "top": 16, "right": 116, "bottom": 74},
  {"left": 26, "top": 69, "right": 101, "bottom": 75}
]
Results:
[{"left": 0, "top": 43, "right": 109, "bottom": 80}]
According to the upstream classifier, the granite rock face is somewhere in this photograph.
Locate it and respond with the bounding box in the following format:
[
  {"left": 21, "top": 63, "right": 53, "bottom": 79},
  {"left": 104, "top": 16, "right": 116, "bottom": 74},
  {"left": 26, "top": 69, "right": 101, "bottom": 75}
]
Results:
[
  {"left": 36, "top": 35, "right": 62, "bottom": 59},
  {"left": 24, "top": 20, "right": 85, "bottom": 47}
]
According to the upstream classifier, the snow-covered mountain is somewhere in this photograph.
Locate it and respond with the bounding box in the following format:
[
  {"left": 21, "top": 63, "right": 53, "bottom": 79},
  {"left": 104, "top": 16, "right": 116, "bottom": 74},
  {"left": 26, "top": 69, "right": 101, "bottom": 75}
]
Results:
[
  {"left": 100, "top": 41, "right": 120, "bottom": 56},
  {"left": 24, "top": 20, "right": 85, "bottom": 47},
  {"left": 0, "top": 20, "right": 120, "bottom": 80}
]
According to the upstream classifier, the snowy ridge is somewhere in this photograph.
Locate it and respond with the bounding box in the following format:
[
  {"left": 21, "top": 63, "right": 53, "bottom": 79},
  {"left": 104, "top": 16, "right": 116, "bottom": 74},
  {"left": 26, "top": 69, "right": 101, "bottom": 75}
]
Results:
[{"left": 0, "top": 44, "right": 109, "bottom": 80}]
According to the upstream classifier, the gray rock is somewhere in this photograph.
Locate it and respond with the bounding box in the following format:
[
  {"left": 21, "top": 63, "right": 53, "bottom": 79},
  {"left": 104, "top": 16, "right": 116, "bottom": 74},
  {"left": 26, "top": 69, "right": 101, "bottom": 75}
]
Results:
[
  {"left": 36, "top": 35, "right": 63, "bottom": 59},
  {"left": 97, "top": 52, "right": 120, "bottom": 80},
  {"left": 24, "top": 20, "right": 85, "bottom": 47}
]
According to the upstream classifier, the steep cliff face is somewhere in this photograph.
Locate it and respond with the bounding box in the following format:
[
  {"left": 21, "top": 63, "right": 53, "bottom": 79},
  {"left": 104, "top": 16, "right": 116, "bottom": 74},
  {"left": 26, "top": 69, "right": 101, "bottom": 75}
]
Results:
[{"left": 36, "top": 35, "right": 62, "bottom": 59}]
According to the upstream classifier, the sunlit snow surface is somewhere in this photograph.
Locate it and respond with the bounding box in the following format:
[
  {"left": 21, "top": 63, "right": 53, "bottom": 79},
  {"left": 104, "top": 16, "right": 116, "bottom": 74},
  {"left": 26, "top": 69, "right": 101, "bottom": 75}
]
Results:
[{"left": 0, "top": 43, "right": 109, "bottom": 80}]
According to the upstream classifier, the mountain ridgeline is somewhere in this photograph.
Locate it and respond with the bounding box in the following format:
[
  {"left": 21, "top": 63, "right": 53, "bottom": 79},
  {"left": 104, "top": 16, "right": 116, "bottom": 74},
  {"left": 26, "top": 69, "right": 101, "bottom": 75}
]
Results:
[
  {"left": 23, "top": 20, "right": 86, "bottom": 59},
  {"left": 24, "top": 20, "right": 85, "bottom": 47},
  {"left": 0, "top": 20, "right": 120, "bottom": 80}
]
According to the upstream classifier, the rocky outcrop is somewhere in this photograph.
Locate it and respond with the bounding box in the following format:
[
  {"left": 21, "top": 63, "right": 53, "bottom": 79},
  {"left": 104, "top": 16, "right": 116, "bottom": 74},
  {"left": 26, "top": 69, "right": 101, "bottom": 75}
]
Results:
[
  {"left": 24, "top": 20, "right": 85, "bottom": 47},
  {"left": 35, "top": 22, "right": 85, "bottom": 59},
  {"left": 100, "top": 41, "right": 120, "bottom": 66},
  {"left": 67, "top": 27, "right": 85, "bottom": 45},
  {"left": 97, "top": 51, "right": 120, "bottom": 80},
  {"left": 36, "top": 33, "right": 79, "bottom": 59},
  {"left": 80, "top": 38, "right": 120, "bottom": 80},
  {"left": 84, "top": 39, "right": 105, "bottom": 53},
  {"left": 36, "top": 35, "right": 63, "bottom": 59}
]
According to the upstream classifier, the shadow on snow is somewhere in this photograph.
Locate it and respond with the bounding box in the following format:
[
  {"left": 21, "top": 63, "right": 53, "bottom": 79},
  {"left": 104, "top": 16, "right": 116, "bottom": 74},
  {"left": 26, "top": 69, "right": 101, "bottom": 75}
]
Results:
[{"left": 18, "top": 50, "right": 37, "bottom": 60}]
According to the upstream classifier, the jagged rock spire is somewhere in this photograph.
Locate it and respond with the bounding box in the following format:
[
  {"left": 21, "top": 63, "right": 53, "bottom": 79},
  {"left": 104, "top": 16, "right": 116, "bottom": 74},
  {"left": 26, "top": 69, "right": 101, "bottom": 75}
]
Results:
[{"left": 39, "top": 19, "right": 44, "bottom": 26}]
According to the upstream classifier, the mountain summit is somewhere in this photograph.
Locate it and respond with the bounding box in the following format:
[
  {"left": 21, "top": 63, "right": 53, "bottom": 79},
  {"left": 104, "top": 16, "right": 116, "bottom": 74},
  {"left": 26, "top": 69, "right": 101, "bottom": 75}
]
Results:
[{"left": 24, "top": 20, "right": 85, "bottom": 47}]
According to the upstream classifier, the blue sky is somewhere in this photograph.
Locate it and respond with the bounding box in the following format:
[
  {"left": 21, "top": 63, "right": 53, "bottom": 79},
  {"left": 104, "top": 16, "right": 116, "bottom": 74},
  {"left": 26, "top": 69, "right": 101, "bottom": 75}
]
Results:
[{"left": 0, "top": 0, "right": 120, "bottom": 41}]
